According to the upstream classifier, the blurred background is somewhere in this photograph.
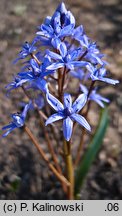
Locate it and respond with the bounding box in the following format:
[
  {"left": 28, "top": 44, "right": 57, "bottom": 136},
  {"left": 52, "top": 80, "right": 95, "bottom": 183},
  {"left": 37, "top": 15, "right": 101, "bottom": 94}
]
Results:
[{"left": 0, "top": 0, "right": 122, "bottom": 199}]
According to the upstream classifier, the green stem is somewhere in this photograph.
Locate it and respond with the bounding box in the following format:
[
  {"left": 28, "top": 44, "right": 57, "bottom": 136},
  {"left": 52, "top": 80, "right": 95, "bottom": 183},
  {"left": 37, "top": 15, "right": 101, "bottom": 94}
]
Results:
[{"left": 63, "top": 139, "right": 74, "bottom": 199}]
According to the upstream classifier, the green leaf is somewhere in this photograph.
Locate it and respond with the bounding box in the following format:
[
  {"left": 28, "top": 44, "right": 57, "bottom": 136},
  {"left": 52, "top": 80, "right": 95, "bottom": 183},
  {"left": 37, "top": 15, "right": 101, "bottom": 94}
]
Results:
[
  {"left": 75, "top": 108, "right": 109, "bottom": 196},
  {"left": 10, "top": 177, "right": 21, "bottom": 192}
]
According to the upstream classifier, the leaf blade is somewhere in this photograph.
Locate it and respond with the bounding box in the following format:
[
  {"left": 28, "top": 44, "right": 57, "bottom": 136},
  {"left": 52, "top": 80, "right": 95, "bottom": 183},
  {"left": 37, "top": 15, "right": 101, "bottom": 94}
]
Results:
[{"left": 75, "top": 108, "right": 109, "bottom": 196}]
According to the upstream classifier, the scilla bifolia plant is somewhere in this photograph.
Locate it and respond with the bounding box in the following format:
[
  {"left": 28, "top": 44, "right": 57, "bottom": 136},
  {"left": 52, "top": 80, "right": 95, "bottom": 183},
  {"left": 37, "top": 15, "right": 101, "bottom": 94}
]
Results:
[{"left": 2, "top": 2, "right": 119, "bottom": 199}]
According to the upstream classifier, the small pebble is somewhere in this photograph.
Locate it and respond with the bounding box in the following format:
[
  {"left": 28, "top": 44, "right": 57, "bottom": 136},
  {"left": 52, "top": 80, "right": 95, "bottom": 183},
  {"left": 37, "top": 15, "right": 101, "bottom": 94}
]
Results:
[{"left": 11, "top": 5, "right": 27, "bottom": 16}]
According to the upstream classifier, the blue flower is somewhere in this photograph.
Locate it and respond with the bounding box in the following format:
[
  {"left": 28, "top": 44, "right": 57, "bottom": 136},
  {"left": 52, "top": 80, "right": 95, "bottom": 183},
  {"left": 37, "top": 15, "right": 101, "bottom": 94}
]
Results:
[
  {"left": 46, "top": 43, "right": 89, "bottom": 70},
  {"left": 17, "top": 57, "right": 53, "bottom": 93},
  {"left": 73, "top": 27, "right": 105, "bottom": 65},
  {"left": 72, "top": 26, "right": 88, "bottom": 46},
  {"left": 20, "top": 95, "right": 45, "bottom": 110},
  {"left": 45, "top": 93, "right": 91, "bottom": 141},
  {"left": 2, "top": 102, "right": 31, "bottom": 137},
  {"left": 36, "top": 2, "right": 75, "bottom": 48},
  {"left": 87, "top": 64, "right": 119, "bottom": 85},
  {"left": 80, "top": 84, "right": 109, "bottom": 108},
  {"left": 5, "top": 76, "right": 30, "bottom": 96},
  {"left": 85, "top": 42, "right": 106, "bottom": 65},
  {"left": 26, "top": 78, "right": 49, "bottom": 93},
  {"left": 72, "top": 25, "right": 84, "bottom": 41},
  {"left": 34, "top": 94, "right": 45, "bottom": 109},
  {"left": 14, "top": 41, "right": 37, "bottom": 63},
  {"left": 19, "top": 56, "right": 53, "bottom": 77},
  {"left": 70, "top": 69, "right": 85, "bottom": 80},
  {"left": 53, "top": 2, "right": 75, "bottom": 27}
]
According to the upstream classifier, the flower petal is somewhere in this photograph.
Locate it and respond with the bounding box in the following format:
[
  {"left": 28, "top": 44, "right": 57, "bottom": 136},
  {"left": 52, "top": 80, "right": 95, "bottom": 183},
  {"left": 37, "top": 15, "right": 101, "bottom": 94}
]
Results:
[
  {"left": 2, "top": 123, "right": 14, "bottom": 130},
  {"left": 41, "top": 23, "right": 54, "bottom": 35},
  {"left": 64, "top": 93, "right": 72, "bottom": 108},
  {"left": 99, "top": 77, "right": 119, "bottom": 85},
  {"left": 91, "top": 53, "right": 103, "bottom": 65},
  {"left": 92, "top": 98, "right": 105, "bottom": 107},
  {"left": 21, "top": 102, "right": 32, "bottom": 120},
  {"left": 80, "top": 84, "right": 88, "bottom": 94},
  {"left": 59, "top": 42, "right": 67, "bottom": 58},
  {"left": 90, "top": 93, "right": 109, "bottom": 107},
  {"left": 72, "top": 94, "right": 87, "bottom": 112},
  {"left": 72, "top": 61, "right": 89, "bottom": 67},
  {"left": 45, "top": 113, "right": 64, "bottom": 126},
  {"left": 70, "top": 48, "right": 81, "bottom": 60},
  {"left": 97, "top": 96, "right": 110, "bottom": 103},
  {"left": 46, "top": 50, "right": 62, "bottom": 60},
  {"left": 51, "top": 38, "right": 62, "bottom": 49},
  {"left": 59, "top": 24, "right": 74, "bottom": 37},
  {"left": 46, "top": 62, "right": 64, "bottom": 70},
  {"left": 46, "top": 93, "right": 64, "bottom": 111},
  {"left": 66, "top": 63, "right": 74, "bottom": 70},
  {"left": 30, "top": 59, "right": 39, "bottom": 70},
  {"left": 32, "top": 78, "right": 48, "bottom": 93},
  {"left": 55, "top": 2, "right": 67, "bottom": 14},
  {"left": 86, "top": 64, "right": 94, "bottom": 73},
  {"left": 71, "top": 113, "right": 91, "bottom": 131},
  {"left": 70, "top": 69, "right": 85, "bottom": 80},
  {"left": 63, "top": 117, "right": 73, "bottom": 141},
  {"left": 2, "top": 124, "right": 17, "bottom": 137}
]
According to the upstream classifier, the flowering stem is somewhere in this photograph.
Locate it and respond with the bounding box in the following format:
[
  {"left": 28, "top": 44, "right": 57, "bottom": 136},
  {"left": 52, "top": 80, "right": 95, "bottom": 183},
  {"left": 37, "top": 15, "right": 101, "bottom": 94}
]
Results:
[
  {"left": 58, "top": 68, "right": 63, "bottom": 102},
  {"left": 87, "top": 81, "right": 95, "bottom": 98},
  {"left": 45, "top": 126, "right": 67, "bottom": 193},
  {"left": 58, "top": 66, "right": 67, "bottom": 102},
  {"left": 49, "top": 75, "right": 58, "bottom": 81},
  {"left": 63, "top": 139, "right": 74, "bottom": 199},
  {"left": 79, "top": 49, "right": 88, "bottom": 61},
  {"left": 39, "top": 119, "right": 63, "bottom": 175},
  {"left": 61, "top": 66, "right": 67, "bottom": 96},
  {"left": 74, "top": 128, "right": 86, "bottom": 167},
  {"left": 22, "top": 86, "right": 66, "bottom": 191},
  {"left": 31, "top": 53, "right": 41, "bottom": 65},
  {"left": 24, "top": 125, "right": 70, "bottom": 187},
  {"left": 22, "top": 85, "right": 59, "bottom": 155},
  {"left": 22, "top": 52, "right": 61, "bottom": 166},
  {"left": 22, "top": 86, "right": 62, "bottom": 174}
]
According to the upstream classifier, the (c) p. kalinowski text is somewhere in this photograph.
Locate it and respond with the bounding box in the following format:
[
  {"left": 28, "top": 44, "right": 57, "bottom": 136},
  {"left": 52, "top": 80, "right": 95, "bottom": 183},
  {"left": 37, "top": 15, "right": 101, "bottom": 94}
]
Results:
[{"left": 32, "top": 202, "right": 84, "bottom": 212}]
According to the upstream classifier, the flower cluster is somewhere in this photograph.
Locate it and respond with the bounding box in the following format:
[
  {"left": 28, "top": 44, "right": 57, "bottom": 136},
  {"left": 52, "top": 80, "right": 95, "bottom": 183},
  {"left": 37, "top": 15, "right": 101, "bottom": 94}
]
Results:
[{"left": 2, "top": 2, "right": 119, "bottom": 141}]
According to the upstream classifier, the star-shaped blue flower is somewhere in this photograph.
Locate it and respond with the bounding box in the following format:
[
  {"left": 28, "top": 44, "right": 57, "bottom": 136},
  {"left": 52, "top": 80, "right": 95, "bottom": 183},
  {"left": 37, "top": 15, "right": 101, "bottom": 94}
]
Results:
[
  {"left": 14, "top": 41, "right": 37, "bottom": 63},
  {"left": 17, "top": 57, "right": 53, "bottom": 93},
  {"left": 87, "top": 64, "right": 119, "bottom": 85},
  {"left": 46, "top": 43, "right": 89, "bottom": 70},
  {"left": 19, "top": 56, "right": 53, "bottom": 78},
  {"left": 5, "top": 76, "right": 29, "bottom": 96},
  {"left": 72, "top": 27, "right": 105, "bottom": 65},
  {"left": 84, "top": 42, "right": 105, "bottom": 65},
  {"left": 2, "top": 102, "right": 31, "bottom": 137},
  {"left": 45, "top": 93, "right": 91, "bottom": 141},
  {"left": 80, "top": 84, "right": 109, "bottom": 108}
]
